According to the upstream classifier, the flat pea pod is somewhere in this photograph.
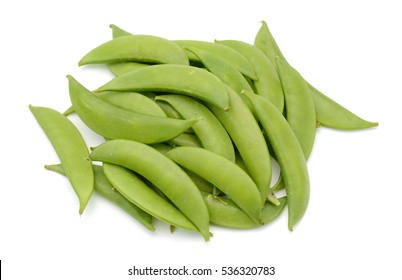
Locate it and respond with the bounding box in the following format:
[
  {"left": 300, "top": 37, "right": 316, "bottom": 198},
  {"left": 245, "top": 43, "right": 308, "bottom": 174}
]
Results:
[
  {"left": 108, "top": 61, "right": 149, "bottom": 76},
  {"left": 276, "top": 58, "right": 316, "bottom": 159},
  {"left": 203, "top": 194, "right": 287, "bottom": 229},
  {"left": 45, "top": 164, "right": 155, "bottom": 231},
  {"left": 244, "top": 91, "right": 310, "bottom": 231},
  {"left": 208, "top": 86, "right": 272, "bottom": 203},
  {"left": 216, "top": 39, "right": 284, "bottom": 112},
  {"left": 184, "top": 46, "right": 256, "bottom": 116},
  {"left": 173, "top": 40, "right": 257, "bottom": 80},
  {"left": 166, "top": 146, "right": 263, "bottom": 223},
  {"left": 254, "top": 21, "right": 378, "bottom": 130},
  {"left": 67, "top": 75, "right": 198, "bottom": 144},
  {"left": 29, "top": 105, "right": 94, "bottom": 214},
  {"left": 78, "top": 34, "right": 189, "bottom": 66},
  {"left": 95, "top": 64, "right": 230, "bottom": 111},
  {"left": 155, "top": 94, "right": 235, "bottom": 162},
  {"left": 90, "top": 139, "right": 210, "bottom": 241},
  {"left": 102, "top": 163, "right": 198, "bottom": 232}
]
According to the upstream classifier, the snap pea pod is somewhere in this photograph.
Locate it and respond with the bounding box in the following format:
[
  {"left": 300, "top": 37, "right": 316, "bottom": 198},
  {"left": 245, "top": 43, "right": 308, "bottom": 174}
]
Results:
[
  {"left": 90, "top": 139, "right": 210, "bottom": 241},
  {"left": 244, "top": 91, "right": 310, "bottom": 231},
  {"left": 208, "top": 86, "right": 272, "bottom": 203},
  {"left": 166, "top": 147, "right": 262, "bottom": 223},
  {"left": 108, "top": 61, "right": 149, "bottom": 76},
  {"left": 173, "top": 40, "right": 257, "bottom": 80},
  {"left": 216, "top": 39, "right": 284, "bottom": 112},
  {"left": 254, "top": 20, "right": 378, "bottom": 130},
  {"left": 167, "top": 133, "right": 202, "bottom": 148},
  {"left": 79, "top": 34, "right": 189, "bottom": 66},
  {"left": 29, "top": 105, "right": 94, "bottom": 215},
  {"left": 155, "top": 94, "right": 235, "bottom": 162},
  {"left": 276, "top": 58, "right": 316, "bottom": 159},
  {"left": 102, "top": 163, "right": 198, "bottom": 232},
  {"left": 203, "top": 194, "right": 287, "bottom": 229},
  {"left": 67, "top": 75, "right": 198, "bottom": 144},
  {"left": 184, "top": 46, "right": 256, "bottom": 115},
  {"left": 95, "top": 64, "right": 230, "bottom": 111},
  {"left": 44, "top": 164, "right": 155, "bottom": 231}
]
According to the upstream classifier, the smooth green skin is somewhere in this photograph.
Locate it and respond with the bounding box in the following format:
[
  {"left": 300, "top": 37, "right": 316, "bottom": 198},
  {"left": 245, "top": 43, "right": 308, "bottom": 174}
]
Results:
[
  {"left": 90, "top": 139, "right": 210, "bottom": 241},
  {"left": 155, "top": 95, "right": 235, "bottom": 162},
  {"left": 78, "top": 34, "right": 189, "bottom": 66},
  {"left": 110, "top": 24, "right": 132, "bottom": 38},
  {"left": 184, "top": 46, "right": 256, "bottom": 116},
  {"left": 166, "top": 147, "right": 263, "bottom": 223},
  {"left": 63, "top": 90, "right": 165, "bottom": 117},
  {"left": 244, "top": 91, "right": 310, "bottom": 231},
  {"left": 208, "top": 86, "right": 272, "bottom": 203},
  {"left": 216, "top": 40, "right": 284, "bottom": 113},
  {"left": 173, "top": 40, "right": 257, "bottom": 80},
  {"left": 67, "top": 75, "right": 197, "bottom": 144},
  {"left": 167, "top": 133, "right": 202, "bottom": 148},
  {"left": 108, "top": 61, "right": 149, "bottom": 76},
  {"left": 96, "top": 91, "right": 166, "bottom": 117},
  {"left": 95, "top": 64, "right": 230, "bottom": 110},
  {"left": 102, "top": 163, "right": 198, "bottom": 232},
  {"left": 44, "top": 164, "right": 155, "bottom": 231},
  {"left": 254, "top": 20, "right": 378, "bottom": 130},
  {"left": 203, "top": 194, "right": 287, "bottom": 229},
  {"left": 276, "top": 58, "right": 316, "bottom": 159},
  {"left": 29, "top": 105, "right": 94, "bottom": 215}
]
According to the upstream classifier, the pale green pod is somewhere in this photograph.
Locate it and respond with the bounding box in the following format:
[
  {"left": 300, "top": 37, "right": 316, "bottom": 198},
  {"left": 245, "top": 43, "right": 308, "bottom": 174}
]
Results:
[{"left": 79, "top": 35, "right": 189, "bottom": 66}]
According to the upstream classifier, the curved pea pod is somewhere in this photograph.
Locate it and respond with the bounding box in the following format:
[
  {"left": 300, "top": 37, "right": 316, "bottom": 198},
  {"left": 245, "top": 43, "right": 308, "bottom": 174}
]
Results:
[
  {"left": 173, "top": 40, "right": 257, "bottom": 80},
  {"left": 108, "top": 61, "right": 149, "bottom": 76},
  {"left": 95, "top": 64, "right": 230, "bottom": 110},
  {"left": 78, "top": 34, "right": 189, "bottom": 66},
  {"left": 276, "top": 58, "right": 316, "bottom": 159},
  {"left": 29, "top": 105, "right": 94, "bottom": 214},
  {"left": 254, "top": 20, "right": 378, "bottom": 130},
  {"left": 166, "top": 147, "right": 263, "bottom": 223},
  {"left": 184, "top": 46, "right": 256, "bottom": 116},
  {"left": 216, "top": 39, "right": 284, "bottom": 112},
  {"left": 208, "top": 86, "right": 272, "bottom": 203},
  {"left": 90, "top": 139, "right": 210, "bottom": 241},
  {"left": 44, "top": 164, "right": 155, "bottom": 231},
  {"left": 67, "top": 75, "right": 198, "bottom": 144},
  {"left": 155, "top": 94, "right": 235, "bottom": 162},
  {"left": 244, "top": 91, "right": 310, "bottom": 231},
  {"left": 203, "top": 194, "right": 287, "bottom": 229},
  {"left": 102, "top": 163, "right": 198, "bottom": 233}
]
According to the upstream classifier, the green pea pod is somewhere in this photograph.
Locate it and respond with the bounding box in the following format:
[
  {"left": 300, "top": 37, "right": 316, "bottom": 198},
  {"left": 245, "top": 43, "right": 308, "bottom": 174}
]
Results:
[
  {"left": 167, "top": 133, "right": 202, "bottom": 148},
  {"left": 67, "top": 75, "right": 198, "bottom": 144},
  {"left": 244, "top": 91, "right": 310, "bottom": 231},
  {"left": 102, "top": 163, "right": 198, "bottom": 232},
  {"left": 29, "top": 105, "right": 94, "bottom": 214},
  {"left": 184, "top": 46, "right": 256, "bottom": 116},
  {"left": 216, "top": 39, "right": 284, "bottom": 113},
  {"left": 173, "top": 40, "right": 257, "bottom": 80},
  {"left": 155, "top": 94, "right": 235, "bottom": 162},
  {"left": 90, "top": 139, "right": 210, "bottom": 241},
  {"left": 276, "top": 57, "right": 316, "bottom": 159},
  {"left": 95, "top": 64, "right": 230, "bottom": 111},
  {"left": 166, "top": 147, "right": 263, "bottom": 223},
  {"left": 108, "top": 61, "right": 149, "bottom": 76},
  {"left": 203, "top": 194, "right": 287, "bottom": 229},
  {"left": 208, "top": 86, "right": 272, "bottom": 203},
  {"left": 44, "top": 164, "right": 155, "bottom": 231},
  {"left": 254, "top": 20, "right": 378, "bottom": 130},
  {"left": 79, "top": 34, "right": 189, "bottom": 66}
]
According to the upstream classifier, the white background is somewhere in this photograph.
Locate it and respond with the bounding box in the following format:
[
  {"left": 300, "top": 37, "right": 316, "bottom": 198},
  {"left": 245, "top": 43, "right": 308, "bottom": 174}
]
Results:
[{"left": 1, "top": 0, "right": 401, "bottom": 279}]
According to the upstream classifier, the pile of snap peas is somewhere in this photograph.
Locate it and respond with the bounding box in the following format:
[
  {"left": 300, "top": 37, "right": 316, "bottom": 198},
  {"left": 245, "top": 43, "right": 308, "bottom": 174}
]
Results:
[{"left": 30, "top": 21, "right": 377, "bottom": 241}]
